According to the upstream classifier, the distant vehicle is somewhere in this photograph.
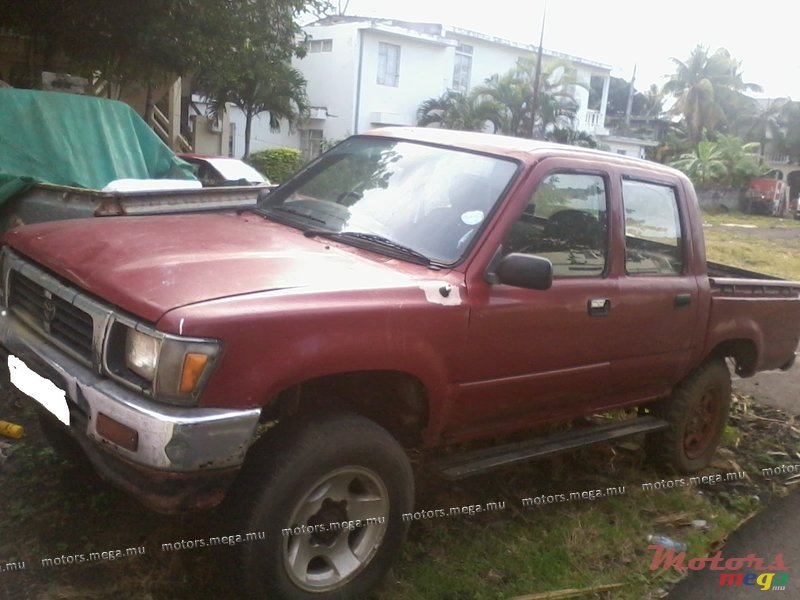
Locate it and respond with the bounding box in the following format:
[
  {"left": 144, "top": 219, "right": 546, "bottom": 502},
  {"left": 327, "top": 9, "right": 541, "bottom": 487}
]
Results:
[
  {"left": 745, "top": 176, "right": 788, "bottom": 216},
  {"left": 178, "top": 154, "right": 270, "bottom": 187}
]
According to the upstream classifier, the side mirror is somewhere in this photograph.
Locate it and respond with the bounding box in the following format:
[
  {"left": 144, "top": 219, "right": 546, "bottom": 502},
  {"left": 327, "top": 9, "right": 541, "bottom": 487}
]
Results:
[{"left": 492, "top": 253, "right": 553, "bottom": 290}]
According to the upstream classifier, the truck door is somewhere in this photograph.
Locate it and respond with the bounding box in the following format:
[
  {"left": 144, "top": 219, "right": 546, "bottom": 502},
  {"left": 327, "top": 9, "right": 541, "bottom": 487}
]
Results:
[
  {"left": 449, "top": 164, "right": 617, "bottom": 435},
  {"left": 608, "top": 176, "right": 700, "bottom": 401}
]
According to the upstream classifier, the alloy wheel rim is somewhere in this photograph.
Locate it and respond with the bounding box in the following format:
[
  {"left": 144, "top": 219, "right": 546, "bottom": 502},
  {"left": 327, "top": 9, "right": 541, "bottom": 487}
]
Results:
[{"left": 282, "top": 466, "right": 390, "bottom": 592}]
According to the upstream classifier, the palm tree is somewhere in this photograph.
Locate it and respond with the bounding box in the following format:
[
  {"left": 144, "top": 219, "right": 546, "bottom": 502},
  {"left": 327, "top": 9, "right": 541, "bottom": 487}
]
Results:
[
  {"left": 739, "top": 97, "right": 790, "bottom": 155},
  {"left": 472, "top": 71, "right": 527, "bottom": 135},
  {"left": 473, "top": 59, "right": 582, "bottom": 138},
  {"left": 199, "top": 59, "right": 309, "bottom": 159},
  {"left": 641, "top": 84, "right": 665, "bottom": 119},
  {"left": 416, "top": 90, "right": 504, "bottom": 133},
  {"left": 664, "top": 46, "right": 762, "bottom": 145},
  {"left": 670, "top": 139, "right": 728, "bottom": 187}
]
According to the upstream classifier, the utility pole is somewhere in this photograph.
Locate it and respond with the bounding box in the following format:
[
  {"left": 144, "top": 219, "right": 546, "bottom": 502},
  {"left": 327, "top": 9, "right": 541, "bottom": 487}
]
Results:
[
  {"left": 528, "top": 1, "right": 547, "bottom": 139},
  {"left": 624, "top": 64, "right": 637, "bottom": 129}
]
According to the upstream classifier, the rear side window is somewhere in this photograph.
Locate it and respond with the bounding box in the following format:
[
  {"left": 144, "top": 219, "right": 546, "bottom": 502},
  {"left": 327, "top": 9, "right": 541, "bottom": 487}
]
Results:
[{"left": 622, "top": 180, "right": 683, "bottom": 276}]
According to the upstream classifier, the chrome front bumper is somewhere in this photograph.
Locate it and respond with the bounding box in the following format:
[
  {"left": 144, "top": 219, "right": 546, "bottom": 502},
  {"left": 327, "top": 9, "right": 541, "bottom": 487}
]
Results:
[{"left": 0, "top": 309, "right": 261, "bottom": 472}]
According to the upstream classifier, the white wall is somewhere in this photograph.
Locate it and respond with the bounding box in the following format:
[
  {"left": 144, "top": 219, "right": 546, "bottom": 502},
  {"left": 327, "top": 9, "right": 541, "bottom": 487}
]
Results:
[
  {"left": 602, "top": 139, "right": 648, "bottom": 159},
  {"left": 356, "top": 29, "right": 452, "bottom": 134},
  {"left": 293, "top": 22, "right": 361, "bottom": 142}
]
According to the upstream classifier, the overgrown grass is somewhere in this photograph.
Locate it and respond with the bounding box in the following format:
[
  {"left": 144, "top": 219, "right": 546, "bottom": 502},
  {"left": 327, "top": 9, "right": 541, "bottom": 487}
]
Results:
[
  {"left": 702, "top": 211, "right": 800, "bottom": 229},
  {"left": 3, "top": 394, "right": 794, "bottom": 600},
  {"left": 702, "top": 210, "right": 800, "bottom": 280}
]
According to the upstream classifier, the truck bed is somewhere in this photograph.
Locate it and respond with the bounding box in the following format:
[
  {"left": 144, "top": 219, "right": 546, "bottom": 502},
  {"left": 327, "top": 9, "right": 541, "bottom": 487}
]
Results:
[{"left": 706, "top": 260, "right": 800, "bottom": 375}]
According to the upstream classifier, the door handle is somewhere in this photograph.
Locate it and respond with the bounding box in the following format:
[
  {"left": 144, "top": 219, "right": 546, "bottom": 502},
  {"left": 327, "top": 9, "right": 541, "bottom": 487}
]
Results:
[
  {"left": 674, "top": 293, "right": 692, "bottom": 308},
  {"left": 587, "top": 298, "right": 611, "bottom": 317}
]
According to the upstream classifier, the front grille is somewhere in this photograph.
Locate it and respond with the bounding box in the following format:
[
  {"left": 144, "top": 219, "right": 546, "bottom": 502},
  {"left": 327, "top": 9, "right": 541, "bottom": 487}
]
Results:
[{"left": 8, "top": 270, "right": 94, "bottom": 362}]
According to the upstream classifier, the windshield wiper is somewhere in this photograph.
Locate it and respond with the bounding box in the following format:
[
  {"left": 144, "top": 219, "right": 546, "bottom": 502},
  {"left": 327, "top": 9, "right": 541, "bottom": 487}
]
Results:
[
  {"left": 254, "top": 205, "right": 327, "bottom": 225},
  {"left": 305, "top": 229, "right": 436, "bottom": 267}
]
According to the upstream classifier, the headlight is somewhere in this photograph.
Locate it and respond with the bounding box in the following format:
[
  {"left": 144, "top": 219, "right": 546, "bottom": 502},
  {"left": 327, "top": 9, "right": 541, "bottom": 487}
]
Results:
[
  {"left": 107, "top": 321, "right": 221, "bottom": 405},
  {"left": 125, "top": 329, "right": 160, "bottom": 381}
]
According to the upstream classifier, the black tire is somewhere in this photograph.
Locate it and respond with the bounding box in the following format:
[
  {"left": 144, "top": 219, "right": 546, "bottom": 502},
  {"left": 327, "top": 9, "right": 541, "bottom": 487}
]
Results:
[
  {"left": 228, "top": 413, "right": 414, "bottom": 600},
  {"left": 646, "top": 359, "right": 732, "bottom": 473}
]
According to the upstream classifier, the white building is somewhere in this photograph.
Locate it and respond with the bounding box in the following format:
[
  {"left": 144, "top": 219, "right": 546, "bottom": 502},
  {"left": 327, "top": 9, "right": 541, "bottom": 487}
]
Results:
[
  {"left": 195, "top": 16, "right": 614, "bottom": 160},
  {"left": 293, "top": 16, "right": 613, "bottom": 158}
]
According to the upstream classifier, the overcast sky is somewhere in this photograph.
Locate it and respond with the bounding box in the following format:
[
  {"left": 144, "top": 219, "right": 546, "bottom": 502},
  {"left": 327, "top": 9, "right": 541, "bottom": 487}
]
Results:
[{"left": 330, "top": 0, "right": 798, "bottom": 99}]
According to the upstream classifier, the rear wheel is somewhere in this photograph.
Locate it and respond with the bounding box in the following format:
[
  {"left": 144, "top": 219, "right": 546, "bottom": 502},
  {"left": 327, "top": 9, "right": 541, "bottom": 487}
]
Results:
[
  {"left": 646, "top": 359, "right": 732, "bottom": 473},
  {"left": 229, "top": 413, "right": 414, "bottom": 599}
]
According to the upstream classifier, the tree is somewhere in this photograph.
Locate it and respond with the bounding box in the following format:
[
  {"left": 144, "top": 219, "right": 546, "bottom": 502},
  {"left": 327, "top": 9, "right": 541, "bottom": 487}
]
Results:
[
  {"left": 192, "top": 1, "right": 332, "bottom": 158},
  {"left": 738, "top": 97, "right": 791, "bottom": 155},
  {"left": 640, "top": 84, "right": 665, "bottom": 119},
  {"left": 200, "top": 57, "right": 310, "bottom": 158},
  {"left": 670, "top": 135, "right": 763, "bottom": 188},
  {"left": 670, "top": 139, "right": 727, "bottom": 187},
  {"left": 0, "top": 0, "right": 329, "bottom": 95},
  {"left": 472, "top": 71, "right": 529, "bottom": 136},
  {"left": 416, "top": 90, "right": 504, "bottom": 132},
  {"left": 547, "top": 126, "right": 598, "bottom": 148},
  {"left": 472, "top": 59, "right": 582, "bottom": 138},
  {"left": 713, "top": 135, "right": 764, "bottom": 188},
  {"left": 663, "top": 46, "right": 762, "bottom": 144}
]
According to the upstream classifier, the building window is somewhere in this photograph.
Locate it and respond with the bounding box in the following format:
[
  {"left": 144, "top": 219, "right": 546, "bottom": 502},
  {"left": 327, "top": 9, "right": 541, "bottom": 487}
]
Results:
[
  {"left": 377, "top": 42, "right": 401, "bottom": 87},
  {"left": 452, "top": 44, "right": 473, "bottom": 93},
  {"left": 300, "top": 129, "right": 324, "bottom": 161},
  {"left": 307, "top": 39, "right": 333, "bottom": 53}
]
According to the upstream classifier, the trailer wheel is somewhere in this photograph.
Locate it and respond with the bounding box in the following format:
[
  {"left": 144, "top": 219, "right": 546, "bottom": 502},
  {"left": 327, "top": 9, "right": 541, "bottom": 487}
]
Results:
[
  {"left": 646, "top": 359, "right": 732, "bottom": 473},
  {"left": 228, "top": 412, "right": 414, "bottom": 599}
]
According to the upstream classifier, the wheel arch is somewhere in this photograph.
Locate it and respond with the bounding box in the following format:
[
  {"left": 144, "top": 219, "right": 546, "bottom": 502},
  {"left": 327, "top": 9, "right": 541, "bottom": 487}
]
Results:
[
  {"left": 260, "top": 369, "right": 432, "bottom": 447},
  {"left": 705, "top": 338, "right": 758, "bottom": 377}
]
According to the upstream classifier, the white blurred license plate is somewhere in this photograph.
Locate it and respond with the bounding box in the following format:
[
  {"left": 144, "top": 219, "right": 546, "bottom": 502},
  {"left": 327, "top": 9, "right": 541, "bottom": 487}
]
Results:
[{"left": 8, "top": 355, "right": 70, "bottom": 426}]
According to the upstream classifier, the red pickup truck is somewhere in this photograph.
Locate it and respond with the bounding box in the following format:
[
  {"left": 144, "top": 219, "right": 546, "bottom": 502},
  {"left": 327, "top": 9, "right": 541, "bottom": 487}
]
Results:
[{"left": 2, "top": 128, "right": 799, "bottom": 598}]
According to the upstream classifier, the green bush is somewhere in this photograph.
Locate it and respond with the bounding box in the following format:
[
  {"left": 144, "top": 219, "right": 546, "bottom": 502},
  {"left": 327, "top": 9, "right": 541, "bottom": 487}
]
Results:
[{"left": 247, "top": 148, "right": 304, "bottom": 183}]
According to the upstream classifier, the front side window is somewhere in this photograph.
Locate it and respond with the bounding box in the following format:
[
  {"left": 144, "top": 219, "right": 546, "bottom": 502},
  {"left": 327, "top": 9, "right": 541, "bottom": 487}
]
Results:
[
  {"left": 258, "top": 137, "right": 518, "bottom": 265},
  {"left": 377, "top": 42, "right": 401, "bottom": 86},
  {"left": 501, "top": 173, "right": 608, "bottom": 277},
  {"left": 623, "top": 180, "right": 684, "bottom": 275}
]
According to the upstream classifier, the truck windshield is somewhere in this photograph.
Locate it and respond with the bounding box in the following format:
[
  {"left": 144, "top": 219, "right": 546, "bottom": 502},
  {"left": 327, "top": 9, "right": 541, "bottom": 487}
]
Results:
[{"left": 257, "top": 137, "right": 518, "bottom": 265}]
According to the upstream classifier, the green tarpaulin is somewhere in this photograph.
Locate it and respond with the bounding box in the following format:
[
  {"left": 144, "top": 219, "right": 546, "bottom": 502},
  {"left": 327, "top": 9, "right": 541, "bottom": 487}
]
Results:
[{"left": 0, "top": 89, "right": 196, "bottom": 202}]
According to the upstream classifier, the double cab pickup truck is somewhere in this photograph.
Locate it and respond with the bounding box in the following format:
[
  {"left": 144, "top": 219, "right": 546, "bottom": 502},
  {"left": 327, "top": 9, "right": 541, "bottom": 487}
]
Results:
[{"left": 2, "top": 128, "right": 799, "bottom": 598}]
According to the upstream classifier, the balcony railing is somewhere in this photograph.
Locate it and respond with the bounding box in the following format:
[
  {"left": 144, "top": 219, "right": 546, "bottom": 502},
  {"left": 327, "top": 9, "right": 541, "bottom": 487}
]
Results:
[{"left": 584, "top": 109, "right": 601, "bottom": 130}]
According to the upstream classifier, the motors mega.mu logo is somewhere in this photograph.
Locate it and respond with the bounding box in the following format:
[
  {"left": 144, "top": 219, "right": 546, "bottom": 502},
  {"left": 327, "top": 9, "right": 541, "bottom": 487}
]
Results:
[{"left": 649, "top": 545, "right": 789, "bottom": 590}]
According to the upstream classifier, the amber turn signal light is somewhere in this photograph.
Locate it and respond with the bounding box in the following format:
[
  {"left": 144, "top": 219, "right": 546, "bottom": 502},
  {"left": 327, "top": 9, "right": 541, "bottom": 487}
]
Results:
[
  {"left": 96, "top": 412, "right": 138, "bottom": 452},
  {"left": 179, "top": 353, "right": 209, "bottom": 394}
]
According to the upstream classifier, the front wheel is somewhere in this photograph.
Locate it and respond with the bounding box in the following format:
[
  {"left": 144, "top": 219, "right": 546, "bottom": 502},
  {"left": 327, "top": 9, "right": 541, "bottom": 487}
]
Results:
[
  {"left": 646, "top": 359, "right": 732, "bottom": 473},
  {"left": 230, "top": 413, "right": 414, "bottom": 599}
]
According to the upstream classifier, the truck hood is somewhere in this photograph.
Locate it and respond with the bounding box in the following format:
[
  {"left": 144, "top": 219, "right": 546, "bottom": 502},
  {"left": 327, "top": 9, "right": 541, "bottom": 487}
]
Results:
[{"left": 4, "top": 213, "right": 421, "bottom": 323}]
